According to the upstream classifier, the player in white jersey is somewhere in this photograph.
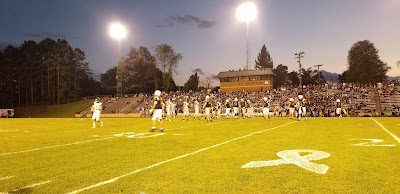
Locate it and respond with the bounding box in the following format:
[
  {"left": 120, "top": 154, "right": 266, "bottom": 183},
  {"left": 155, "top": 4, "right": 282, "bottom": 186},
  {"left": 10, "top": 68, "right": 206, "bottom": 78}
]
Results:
[
  {"left": 91, "top": 98, "right": 103, "bottom": 128},
  {"left": 246, "top": 99, "right": 253, "bottom": 118},
  {"left": 182, "top": 100, "right": 190, "bottom": 121},
  {"left": 165, "top": 99, "right": 172, "bottom": 121},
  {"left": 193, "top": 100, "right": 200, "bottom": 120},
  {"left": 171, "top": 101, "right": 176, "bottom": 119},
  {"left": 216, "top": 102, "right": 221, "bottom": 118},
  {"left": 335, "top": 99, "right": 342, "bottom": 117}
]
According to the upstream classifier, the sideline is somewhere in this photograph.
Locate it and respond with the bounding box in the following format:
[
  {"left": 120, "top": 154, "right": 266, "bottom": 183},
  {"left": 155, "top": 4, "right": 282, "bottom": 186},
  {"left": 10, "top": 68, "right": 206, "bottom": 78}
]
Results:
[
  {"left": 370, "top": 118, "right": 400, "bottom": 144},
  {"left": 68, "top": 121, "right": 295, "bottom": 194}
]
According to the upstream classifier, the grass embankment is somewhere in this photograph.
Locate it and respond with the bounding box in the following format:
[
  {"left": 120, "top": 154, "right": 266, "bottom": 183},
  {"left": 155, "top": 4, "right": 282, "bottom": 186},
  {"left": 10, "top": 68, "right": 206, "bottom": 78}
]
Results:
[{"left": 13, "top": 100, "right": 93, "bottom": 118}]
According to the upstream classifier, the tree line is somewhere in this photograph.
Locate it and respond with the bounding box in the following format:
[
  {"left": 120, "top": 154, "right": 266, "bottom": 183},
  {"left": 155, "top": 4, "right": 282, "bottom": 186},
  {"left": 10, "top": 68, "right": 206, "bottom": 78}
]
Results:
[
  {"left": 0, "top": 39, "right": 186, "bottom": 108},
  {"left": 254, "top": 40, "right": 391, "bottom": 88},
  {"left": 0, "top": 38, "right": 392, "bottom": 108}
]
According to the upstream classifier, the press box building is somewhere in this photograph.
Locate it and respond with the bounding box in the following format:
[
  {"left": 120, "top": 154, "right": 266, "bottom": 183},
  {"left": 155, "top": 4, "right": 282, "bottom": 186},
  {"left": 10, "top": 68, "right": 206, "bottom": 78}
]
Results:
[{"left": 217, "top": 69, "right": 274, "bottom": 92}]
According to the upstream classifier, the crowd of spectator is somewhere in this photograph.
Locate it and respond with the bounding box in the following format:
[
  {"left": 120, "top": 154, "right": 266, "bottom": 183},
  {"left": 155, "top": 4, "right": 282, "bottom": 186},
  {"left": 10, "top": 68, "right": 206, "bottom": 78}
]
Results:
[{"left": 81, "top": 81, "right": 400, "bottom": 117}]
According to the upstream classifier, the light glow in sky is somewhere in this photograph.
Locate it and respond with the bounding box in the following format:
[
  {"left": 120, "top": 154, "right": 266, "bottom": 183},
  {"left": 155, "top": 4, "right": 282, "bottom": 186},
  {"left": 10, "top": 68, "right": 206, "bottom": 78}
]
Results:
[
  {"left": 109, "top": 22, "right": 127, "bottom": 40},
  {"left": 236, "top": 2, "right": 257, "bottom": 23}
]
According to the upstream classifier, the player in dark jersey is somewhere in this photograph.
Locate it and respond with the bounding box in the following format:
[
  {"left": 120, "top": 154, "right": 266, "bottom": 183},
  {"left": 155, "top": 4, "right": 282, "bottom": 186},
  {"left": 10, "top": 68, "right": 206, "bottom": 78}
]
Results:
[
  {"left": 233, "top": 98, "right": 239, "bottom": 118},
  {"left": 150, "top": 90, "right": 164, "bottom": 132},
  {"left": 240, "top": 99, "right": 247, "bottom": 119},
  {"left": 203, "top": 95, "right": 213, "bottom": 122},
  {"left": 288, "top": 98, "right": 295, "bottom": 119},
  {"left": 225, "top": 99, "right": 232, "bottom": 119},
  {"left": 262, "top": 97, "right": 271, "bottom": 119}
]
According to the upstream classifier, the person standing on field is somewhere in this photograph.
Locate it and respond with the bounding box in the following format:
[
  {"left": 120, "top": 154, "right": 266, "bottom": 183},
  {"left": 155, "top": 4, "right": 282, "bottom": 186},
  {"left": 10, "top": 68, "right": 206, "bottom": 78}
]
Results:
[
  {"left": 150, "top": 90, "right": 164, "bottom": 132},
  {"left": 203, "top": 95, "right": 213, "bottom": 122},
  {"left": 91, "top": 97, "right": 103, "bottom": 128}
]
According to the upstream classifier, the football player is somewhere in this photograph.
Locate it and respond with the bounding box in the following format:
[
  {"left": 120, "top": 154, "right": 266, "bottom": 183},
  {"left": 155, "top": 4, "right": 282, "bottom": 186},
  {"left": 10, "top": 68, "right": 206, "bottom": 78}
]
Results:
[
  {"left": 240, "top": 99, "right": 247, "bottom": 119},
  {"left": 165, "top": 99, "right": 172, "bottom": 121},
  {"left": 193, "top": 99, "right": 200, "bottom": 120},
  {"left": 262, "top": 97, "right": 271, "bottom": 119},
  {"left": 150, "top": 90, "right": 164, "bottom": 132},
  {"left": 225, "top": 99, "right": 232, "bottom": 119},
  {"left": 233, "top": 98, "right": 239, "bottom": 119},
  {"left": 203, "top": 95, "right": 213, "bottom": 122},
  {"left": 335, "top": 99, "right": 342, "bottom": 117},
  {"left": 91, "top": 97, "right": 103, "bottom": 128},
  {"left": 182, "top": 98, "right": 190, "bottom": 121},
  {"left": 288, "top": 98, "right": 295, "bottom": 119}
]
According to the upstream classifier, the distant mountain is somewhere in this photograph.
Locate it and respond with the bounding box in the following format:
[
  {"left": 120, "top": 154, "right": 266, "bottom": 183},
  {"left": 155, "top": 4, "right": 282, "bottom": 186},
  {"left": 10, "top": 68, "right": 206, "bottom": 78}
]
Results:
[
  {"left": 321, "top": 70, "right": 339, "bottom": 83},
  {"left": 388, "top": 76, "right": 400, "bottom": 81},
  {"left": 320, "top": 70, "right": 400, "bottom": 82}
]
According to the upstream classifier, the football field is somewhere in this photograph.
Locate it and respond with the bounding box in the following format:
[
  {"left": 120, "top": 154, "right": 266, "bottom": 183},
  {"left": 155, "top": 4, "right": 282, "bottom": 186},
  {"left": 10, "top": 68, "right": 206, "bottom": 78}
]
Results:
[{"left": 0, "top": 117, "right": 399, "bottom": 193}]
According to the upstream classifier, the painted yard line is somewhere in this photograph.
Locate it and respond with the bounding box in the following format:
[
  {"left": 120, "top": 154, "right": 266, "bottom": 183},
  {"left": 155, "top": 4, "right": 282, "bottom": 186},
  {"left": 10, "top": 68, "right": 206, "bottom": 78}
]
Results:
[
  {"left": 0, "top": 137, "right": 113, "bottom": 156},
  {"left": 6, "top": 122, "right": 151, "bottom": 138},
  {"left": 0, "top": 120, "right": 230, "bottom": 156},
  {"left": 1, "top": 180, "right": 52, "bottom": 194},
  {"left": 68, "top": 121, "right": 295, "bottom": 194},
  {"left": 0, "top": 176, "right": 14, "bottom": 181},
  {"left": 370, "top": 118, "right": 400, "bottom": 144}
]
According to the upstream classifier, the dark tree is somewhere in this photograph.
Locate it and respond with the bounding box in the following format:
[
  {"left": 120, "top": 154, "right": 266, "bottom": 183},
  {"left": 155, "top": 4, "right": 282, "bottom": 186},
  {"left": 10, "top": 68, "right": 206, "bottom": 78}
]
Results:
[
  {"left": 183, "top": 72, "right": 200, "bottom": 91},
  {"left": 255, "top": 44, "right": 273, "bottom": 69},
  {"left": 347, "top": 40, "right": 390, "bottom": 84},
  {"left": 272, "top": 64, "right": 288, "bottom": 88},
  {"left": 154, "top": 44, "right": 182, "bottom": 92},
  {"left": 288, "top": 71, "right": 299, "bottom": 87}
]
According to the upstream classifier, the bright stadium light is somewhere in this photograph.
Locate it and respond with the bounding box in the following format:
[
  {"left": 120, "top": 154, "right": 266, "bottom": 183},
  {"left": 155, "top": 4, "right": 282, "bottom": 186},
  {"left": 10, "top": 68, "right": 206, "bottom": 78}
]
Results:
[
  {"left": 109, "top": 22, "right": 127, "bottom": 40},
  {"left": 236, "top": 2, "right": 257, "bottom": 70},
  {"left": 236, "top": 2, "right": 257, "bottom": 23},
  {"left": 109, "top": 22, "right": 127, "bottom": 97}
]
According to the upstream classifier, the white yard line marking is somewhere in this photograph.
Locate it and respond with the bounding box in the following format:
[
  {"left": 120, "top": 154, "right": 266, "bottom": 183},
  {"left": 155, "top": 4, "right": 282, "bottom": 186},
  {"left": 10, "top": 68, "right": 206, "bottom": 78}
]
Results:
[
  {"left": 1, "top": 180, "right": 52, "bottom": 193},
  {"left": 0, "top": 137, "right": 113, "bottom": 156},
  {"left": 0, "top": 176, "right": 14, "bottom": 181},
  {"left": 68, "top": 121, "right": 295, "bottom": 194},
  {"left": 1, "top": 121, "right": 229, "bottom": 156},
  {"left": 370, "top": 118, "right": 400, "bottom": 144}
]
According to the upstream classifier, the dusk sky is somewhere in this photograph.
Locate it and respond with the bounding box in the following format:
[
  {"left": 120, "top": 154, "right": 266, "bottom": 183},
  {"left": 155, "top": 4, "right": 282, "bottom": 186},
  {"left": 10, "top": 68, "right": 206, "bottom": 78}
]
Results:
[{"left": 1, "top": 0, "right": 399, "bottom": 85}]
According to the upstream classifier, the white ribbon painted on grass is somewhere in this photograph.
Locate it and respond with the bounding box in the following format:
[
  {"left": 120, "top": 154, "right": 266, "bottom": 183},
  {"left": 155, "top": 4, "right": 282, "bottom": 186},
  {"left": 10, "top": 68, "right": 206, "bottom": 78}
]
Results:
[{"left": 242, "top": 149, "right": 330, "bottom": 174}]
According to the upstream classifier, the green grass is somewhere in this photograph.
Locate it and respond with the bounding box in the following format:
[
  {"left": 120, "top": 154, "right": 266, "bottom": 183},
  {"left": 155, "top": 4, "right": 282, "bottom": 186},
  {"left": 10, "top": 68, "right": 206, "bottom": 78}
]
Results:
[
  {"left": 0, "top": 117, "right": 399, "bottom": 193},
  {"left": 13, "top": 100, "right": 93, "bottom": 118}
]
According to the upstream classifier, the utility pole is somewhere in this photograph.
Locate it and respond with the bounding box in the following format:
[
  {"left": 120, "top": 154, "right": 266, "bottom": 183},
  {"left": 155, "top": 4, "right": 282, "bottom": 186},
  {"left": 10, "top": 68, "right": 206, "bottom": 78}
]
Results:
[
  {"left": 295, "top": 52, "right": 305, "bottom": 89},
  {"left": 314, "top": 64, "right": 323, "bottom": 86}
]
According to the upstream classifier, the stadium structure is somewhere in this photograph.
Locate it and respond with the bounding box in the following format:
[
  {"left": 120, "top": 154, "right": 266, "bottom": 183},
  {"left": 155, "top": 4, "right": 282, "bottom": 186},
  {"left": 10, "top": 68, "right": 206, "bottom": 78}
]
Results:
[{"left": 217, "top": 68, "right": 274, "bottom": 92}]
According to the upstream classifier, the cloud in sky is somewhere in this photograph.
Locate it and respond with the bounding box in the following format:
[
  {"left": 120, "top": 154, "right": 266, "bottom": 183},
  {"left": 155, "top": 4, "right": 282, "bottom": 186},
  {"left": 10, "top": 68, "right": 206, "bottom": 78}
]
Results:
[
  {"left": 193, "top": 68, "right": 205, "bottom": 75},
  {"left": 157, "top": 15, "right": 216, "bottom": 29},
  {"left": 211, "top": 74, "right": 219, "bottom": 80},
  {"left": 24, "top": 32, "right": 71, "bottom": 39}
]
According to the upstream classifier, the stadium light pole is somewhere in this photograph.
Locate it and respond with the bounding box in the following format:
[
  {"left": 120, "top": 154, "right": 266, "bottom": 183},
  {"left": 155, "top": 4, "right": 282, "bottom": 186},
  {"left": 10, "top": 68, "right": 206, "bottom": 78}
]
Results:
[
  {"left": 109, "top": 22, "right": 127, "bottom": 97},
  {"left": 314, "top": 64, "right": 323, "bottom": 87},
  {"left": 295, "top": 52, "right": 305, "bottom": 89},
  {"left": 236, "top": 1, "right": 257, "bottom": 70}
]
